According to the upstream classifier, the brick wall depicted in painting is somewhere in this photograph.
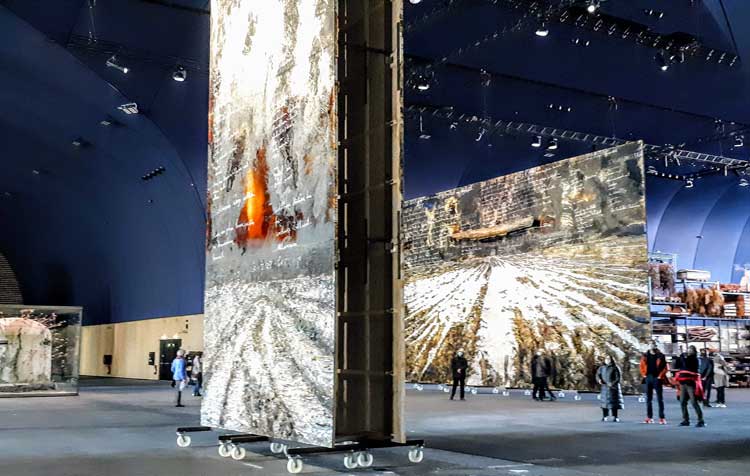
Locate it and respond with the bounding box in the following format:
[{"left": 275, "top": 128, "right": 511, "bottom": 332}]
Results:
[
  {"left": 402, "top": 143, "right": 650, "bottom": 392},
  {"left": 202, "top": 0, "right": 337, "bottom": 447}
]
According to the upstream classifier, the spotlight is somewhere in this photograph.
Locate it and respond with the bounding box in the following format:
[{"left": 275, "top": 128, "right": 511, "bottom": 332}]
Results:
[
  {"left": 547, "top": 138, "right": 558, "bottom": 151},
  {"left": 118, "top": 102, "right": 139, "bottom": 115},
  {"left": 106, "top": 55, "right": 129, "bottom": 74},
  {"left": 418, "top": 115, "right": 431, "bottom": 140},
  {"left": 409, "top": 0, "right": 422, "bottom": 3},
  {"left": 685, "top": 179, "right": 694, "bottom": 189},
  {"left": 531, "top": 136, "right": 543, "bottom": 148},
  {"left": 740, "top": 178, "right": 749, "bottom": 187},
  {"left": 71, "top": 138, "right": 84, "bottom": 147},
  {"left": 735, "top": 136, "right": 744, "bottom": 148},
  {"left": 100, "top": 119, "right": 113, "bottom": 126},
  {"left": 587, "top": 1, "right": 599, "bottom": 14},
  {"left": 172, "top": 66, "right": 187, "bottom": 82},
  {"left": 535, "top": 23, "right": 549, "bottom": 37},
  {"left": 657, "top": 51, "right": 670, "bottom": 71}
]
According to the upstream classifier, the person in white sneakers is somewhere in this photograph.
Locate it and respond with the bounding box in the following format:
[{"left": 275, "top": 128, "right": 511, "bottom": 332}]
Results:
[
  {"left": 597, "top": 355, "right": 624, "bottom": 422},
  {"left": 713, "top": 353, "right": 729, "bottom": 408}
]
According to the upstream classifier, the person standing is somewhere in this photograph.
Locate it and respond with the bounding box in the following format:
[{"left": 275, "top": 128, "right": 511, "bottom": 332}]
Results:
[
  {"left": 450, "top": 349, "right": 468, "bottom": 401},
  {"left": 530, "top": 350, "right": 556, "bottom": 401},
  {"left": 640, "top": 341, "right": 668, "bottom": 424},
  {"left": 675, "top": 345, "right": 705, "bottom": 427},
  {"left": 191, "top": 354, "right": 203, "bottom": 397},
  {"left": 713, "top": 353, "right": 729, "bottom": 408},
  {"left": 171, "top": 349, "right": 188, "bottom": 407},
  {"left": 597, "top": 355, "right": 624, "bottom": 422},
  {"left": 699, "top": 348, "right": 714, "bottom": 408}
]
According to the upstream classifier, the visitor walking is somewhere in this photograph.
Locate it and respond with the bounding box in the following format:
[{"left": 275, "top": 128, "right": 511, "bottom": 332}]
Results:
[
  {"left": 640, "top": 341, "right": 668, "bottom": 424},
  {"left": 450, "top": 349, "right": 468, "bottom": 401},
  {"left": 675, "top": 345, "right": 705, "bottom": 427},
  {"left": 531, "top": 350, "right": 556, "bottom": 401},
  {"left": 597, "top": 355, "right": 624, "bottom": 422},
  {"left": 713, "top": 353, "right": 729, "bottom": 408},
  {"left": 171, "top": 349, "right": 188, "bottom": 407},
  {"left": 191, "top": 354, "right": 203, "bottom": 397},
  {"left": 699, "top": 348, "right": 714, "bottom": 408}
]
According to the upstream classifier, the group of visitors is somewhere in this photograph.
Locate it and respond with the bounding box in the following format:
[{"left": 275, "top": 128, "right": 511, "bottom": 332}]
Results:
[
  {"left": 170, "top": 350, "right": 203, "bottom": 407},
  {"left": 447, "top": 342, "right": 731, "bottom": 428}
]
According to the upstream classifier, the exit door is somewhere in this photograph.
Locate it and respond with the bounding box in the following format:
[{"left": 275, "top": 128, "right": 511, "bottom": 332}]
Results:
[{"left": 159, "top": 339, "right": 182, "bottom": 381}]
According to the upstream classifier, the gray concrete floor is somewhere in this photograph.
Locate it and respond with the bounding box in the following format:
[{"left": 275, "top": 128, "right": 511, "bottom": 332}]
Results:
[{"left": 0, "top": 380, "right": 748, "bottom": 476}]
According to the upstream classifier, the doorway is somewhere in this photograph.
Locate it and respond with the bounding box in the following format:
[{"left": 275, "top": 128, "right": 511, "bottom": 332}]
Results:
[{"left": 158, "top": 339, "right": 181, "bottom": 381}]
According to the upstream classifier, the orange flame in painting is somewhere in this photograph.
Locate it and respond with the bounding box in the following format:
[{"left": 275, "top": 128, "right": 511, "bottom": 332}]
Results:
[{"left": 235, "top": 147, "right": 273, "bottom": 245}]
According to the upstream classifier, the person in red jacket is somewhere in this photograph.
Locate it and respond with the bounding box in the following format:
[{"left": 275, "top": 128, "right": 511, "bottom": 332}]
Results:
[
  {"left": 675, "top": 345, "right": 706, "bottom": 428},
  {"left": 640, "top": 341, "right": 668, "bottom": 424}
]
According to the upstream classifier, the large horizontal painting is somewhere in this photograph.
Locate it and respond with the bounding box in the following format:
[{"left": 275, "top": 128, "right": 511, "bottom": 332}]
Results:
[
  {"left": 202, "top": 0, "right": 337, "bottom": 447},
  {"left": 402, "top": 142, "right": 650, "bottom": 392}
]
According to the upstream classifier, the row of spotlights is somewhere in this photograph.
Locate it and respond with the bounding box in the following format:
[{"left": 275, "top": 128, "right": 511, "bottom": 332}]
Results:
[
  {"left": 106, "top": 55, "right": 187, "bottom": 82},
  {"left": 531, "top": 136, "right": 558, "bottom": 150}
]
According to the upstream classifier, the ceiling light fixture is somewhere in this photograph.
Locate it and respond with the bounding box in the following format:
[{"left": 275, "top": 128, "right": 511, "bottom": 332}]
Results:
[
  {"left": 547, "top": 138, "right": 559, "bottom": 151},
  {"left": 418, "top": 115, "right": 431, "bottom": 140},
  {"left": 740, "top": 178, "right": 749, "bottom": 187},
  {"left": 587, "top": 1, "right": 599, "bottom": 14},
  {"left": 172, "top": 66, "right": 187, "bottom": 82},
  {"left": 105, "top": 55, "right": 129, "bottom": 74},
  {"left": 685, "top": 179, "right": 694, "bottom": 189},
  {"left": 531, "top": 135, "right": 543, "bottom": 148},
  {"left": 118, "top": 102, "right": 139, "bottom": 115},
  {"left": 656, "top": 50, "right": 670, "bottom": 71},
  {"left": 100, "top": 119, "right": 112, "bottom": 126},
  {"left": 535, "top": 23, "right": 549, "bottom": 37},
  {"left": 409, "top": 0, "right": 422, "bottom": 3},
  {"left": 734, "top": 136, "right": 744, "bottom": 148}
]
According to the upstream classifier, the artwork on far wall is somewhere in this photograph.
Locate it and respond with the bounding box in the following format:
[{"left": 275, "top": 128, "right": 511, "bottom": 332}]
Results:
[
  {"left": 0, "top": 305, "right": 81, "bottom": 396},
  {"left": 202, "top": 0, "right": 337, "bottom": 447},
  {"left": 402, "top": 142, "right": 650, "bottom": 392}
]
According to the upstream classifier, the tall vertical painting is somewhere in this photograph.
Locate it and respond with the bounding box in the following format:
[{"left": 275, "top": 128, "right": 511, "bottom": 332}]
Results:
[
  {"left": 203, "top": 0, "right": 337, "bottom": 447},
  {"left": 402, "top": 143, "right": 650, "bottom": 392}
]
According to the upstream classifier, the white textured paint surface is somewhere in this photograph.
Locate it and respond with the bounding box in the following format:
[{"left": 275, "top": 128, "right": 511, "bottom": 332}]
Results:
[
  {"left": 0, "top": 318, "right": 52, "bottom": 385},
  {"left": 203, "top": 0, "right": 337, "bottom": 446}
]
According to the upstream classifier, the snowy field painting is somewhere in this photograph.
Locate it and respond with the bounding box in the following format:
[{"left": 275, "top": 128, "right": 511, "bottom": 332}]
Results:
[
  {"left": 202, "top": 0, "right": 337, "bottom": 447},
  {"left": 402, "top": 143, "right": 650, "bottom": 392}
]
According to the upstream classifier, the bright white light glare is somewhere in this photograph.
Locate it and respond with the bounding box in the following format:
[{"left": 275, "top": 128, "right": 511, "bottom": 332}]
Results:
[
  {"left": 417, "top": 83, "right": 430, "bottom": 91},
  {"left": 409, "top": 0, "right": 422, "bottom": 4},
  {"left": 535, "top": 27, "right": 549, "bottom": 37},
  {"left": 531, "top": 136, "right": 543, "bottom": 148}
]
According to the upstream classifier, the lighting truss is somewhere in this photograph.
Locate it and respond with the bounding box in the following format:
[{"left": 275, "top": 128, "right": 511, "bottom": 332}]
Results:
[{"left": 405, "top": 104, "right": 750, "bottom": 170}]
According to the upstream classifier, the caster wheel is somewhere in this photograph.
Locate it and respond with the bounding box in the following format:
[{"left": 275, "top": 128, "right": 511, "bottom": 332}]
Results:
[
  {"left": 343, "top": 453, "right": 359, "bottom": 469},
  {"left": 408, "top": 448, "right": 424, "bottom": 463},
  {"left": 357, "top": 451, "right": 374, "bottom": 468},
  {"left": 270, "top": 442, "right": 285, "bottom": 454},
  {"left": 287, "top": 457, "right": 303, "bottom": 474},
  {"left": 176, "top": 434, "right": 191, "bottom": 448},
  {"left": 231, "top": 445, "right": 246, "bottom": 460},
  {"left": 218, "top": 443, "right": 231, "bottom": 458}
]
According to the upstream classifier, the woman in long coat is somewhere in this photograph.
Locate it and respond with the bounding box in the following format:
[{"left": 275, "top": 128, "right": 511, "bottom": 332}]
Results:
[
  {"left": 713, "top": 353, "right": 730, "bottom": 408},
  {"left": 597, "top": 355, "right": 624, "bottom": 422}
]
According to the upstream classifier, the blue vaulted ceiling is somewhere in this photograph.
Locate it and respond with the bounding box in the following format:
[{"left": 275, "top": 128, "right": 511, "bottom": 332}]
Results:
[{"left": 2, "top": 0, "right": 750, "bottom": 324}]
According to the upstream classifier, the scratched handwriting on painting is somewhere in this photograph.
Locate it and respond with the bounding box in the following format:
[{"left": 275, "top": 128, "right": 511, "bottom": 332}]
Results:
[{"left": 208, "top": 100, "right": 332, "bottom": 261}]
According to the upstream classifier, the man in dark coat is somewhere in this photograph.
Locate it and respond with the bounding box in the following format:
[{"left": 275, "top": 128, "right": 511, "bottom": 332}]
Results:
[
  {"left": 450, "top": 350, "right": 468, "bottom": 401},
  {"left": 699, "top": 348, "right": 714, "bottom": 408},
  {"left": 531, "top": 350, "right": 556, "bottom": 401},
  {"left": 640, "top": 341, "right": 668, "bottom": 424}
]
